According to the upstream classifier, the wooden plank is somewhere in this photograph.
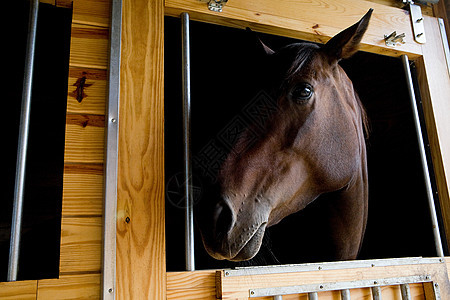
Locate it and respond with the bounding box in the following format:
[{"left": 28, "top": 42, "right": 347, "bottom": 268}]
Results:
[
  {"left": 62, "top": 164, "right": 104, "bottom": 217},
  {"left": 415, "top": 17, "right": 450, "bottom": 251},
  {"left": 37, "top": 274, "right": 101, "bottom": 300},
  {"left": 59, "top": 217, "right": 102, "bottom": 274},
  {"left": 67, "top": 67, "right": 107, "bottom": 115},
  {"left": 0, "top": 280, "right": 37, "bottom": 300},
  {"left": 72, "top": 0, "right": 111, "bottom": 27},
  {"left": 165, "top": 0, "right": 422, "bottom": 58},
  {"left": 167, "top": 288, "right": 216, "bottom": 300},
  {"left": 217, "top": 261, "right": 450, "bottom": 299},
  {"left": 116, "top": 0, "right": 166, "bottom": 299},
  {"left": 64, "top": 114, "right": 105, "bottom": 164},
  {"left": 69, "top": 24, "right": 109, "bottom": 69},
  {"left": 167, "top": 270, "right": 216, "bottom": 290}
]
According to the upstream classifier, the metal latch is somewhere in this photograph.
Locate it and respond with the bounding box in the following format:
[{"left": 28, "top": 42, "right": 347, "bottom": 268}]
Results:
[
  {"left": 199, "top": 0, "right": 228, "bottom": 12},
  {"left": 403, "top": 0, "right": 426, "bottom": 43},
  {"left": 384, "top": 31, "right": 406, "bottom": 46}
]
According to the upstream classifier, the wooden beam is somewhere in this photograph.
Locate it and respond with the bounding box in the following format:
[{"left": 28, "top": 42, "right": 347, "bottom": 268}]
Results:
[
  {"left": 165, "top": 0, "right": 422, "bottom": 58},
  {"left": 0, "top": 280, "right": 37, "bottom": 300},
  {"left": 416, "top": 16, "right": 450, "bottom": 252},
  {"left": 37, "top": 274, "right": 101, "bottom": 300},
  {"left": 116, "top": 0, "right": 166, "bottom": 299}
]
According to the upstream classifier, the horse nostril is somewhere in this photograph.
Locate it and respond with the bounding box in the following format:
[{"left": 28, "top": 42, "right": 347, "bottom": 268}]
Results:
[{"left": 213, "top": 201, "right": 235, "bottom": 236}]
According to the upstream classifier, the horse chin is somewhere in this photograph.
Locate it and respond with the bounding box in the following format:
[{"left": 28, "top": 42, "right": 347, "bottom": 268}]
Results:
[{"left": 229, "top": 223, "right": 267, "bottom": 262}]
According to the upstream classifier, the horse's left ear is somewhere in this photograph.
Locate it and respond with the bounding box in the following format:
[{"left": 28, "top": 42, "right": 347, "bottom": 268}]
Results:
[
  {"left": 323, "top": 9, "right": 373, "bottom": 62},
  {"left": 246, "top": 27, "right": 275, "bottom": 55}
]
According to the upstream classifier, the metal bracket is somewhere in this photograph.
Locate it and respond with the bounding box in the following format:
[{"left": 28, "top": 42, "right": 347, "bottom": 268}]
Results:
[
  {"left": 384, "top": 31, "right": 406, "bottom": 47},
  {"left": 201, "top": 0, "right": 228, "bottom": 12},
  {"left": 403, "top": 1, "right": 426, "bottom": 43}
]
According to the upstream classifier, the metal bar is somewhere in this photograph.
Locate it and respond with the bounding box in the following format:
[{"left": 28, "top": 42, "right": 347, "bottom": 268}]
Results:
[
  {"left": 273, "top": 296, "right": 283, "bottom": 300},
  {"left": 249, "top": 275, "right": 430, "bottom": 297},
  {"left": 7, "top": 0, "right": 39, "bottom": 282},
  {"left": 181, "top": 12, "right": 195, "bottom": 271},
  {"left": 102, "top": 0, "right": 122, "bottom": 298},
  {"left": 401, "top": 54, "right": 445, "bottom": 257},
  {"left": 224, "top": 257, "right": 442, "bottom": 277},
  {"left": 308, "top": 292, "right": 318, "bottom": 300},
  {"left": 400, "top": 284, "right": 411, "bottom": 300},
  {"left": 438, "top": 18, "right": 450, "bottom": 77},
  {"left": 341, "top": 289, "right": 351, "bottom": 300},
  {"left": 371, "top": 286, "right": 382, "bottom": 300}
]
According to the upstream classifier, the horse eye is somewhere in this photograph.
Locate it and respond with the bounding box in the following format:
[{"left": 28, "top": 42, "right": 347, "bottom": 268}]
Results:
[{"left": 291, "top": 83, "right": 314, "bottom": 103}]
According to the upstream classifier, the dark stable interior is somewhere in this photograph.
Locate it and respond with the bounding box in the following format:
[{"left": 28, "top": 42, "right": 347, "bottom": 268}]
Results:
[
  {"left": 1, "top": 2, "right": 71, "bottom": 280},
  {"left": 165, "top": 16, "right": 445, "bottom": 271}
]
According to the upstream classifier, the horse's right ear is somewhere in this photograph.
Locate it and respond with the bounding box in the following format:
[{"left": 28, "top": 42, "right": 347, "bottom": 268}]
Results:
[
  {"left": 323, "top": 9, "right": 373, "bottom": 62},
  {"left": 246, "top": 27, "right": 275, "bottom": 55}
]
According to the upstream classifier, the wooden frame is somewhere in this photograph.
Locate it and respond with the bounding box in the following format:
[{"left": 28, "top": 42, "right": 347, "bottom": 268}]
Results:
[{"left": 1, "top": 0, "right": 450, "bottom": 299}]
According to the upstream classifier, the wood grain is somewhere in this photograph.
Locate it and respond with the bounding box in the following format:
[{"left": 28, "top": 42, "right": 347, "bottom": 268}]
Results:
[
  {"left": 165, "top": 0, "right": 422, "bottom": 58},
  {"left": 72, "top": 0, "right": 111, "bottom": 27},
  {"left": 64, "top": 114, "right": 105, "bottom": 164},
  {"left": 416, "top": 17, "right": 450, "bottom": 252},
  {"left": 67, "top": 67, "right": 107, "bottom": 115},
  {"left": 59, "top": 217, "right": 102, "bottom": 274},
  {"left": 0, "top": 280, "right": 37, "bottom": 300},
  {"left": 69, "top": 24, "right": 109, "bottom": 69},
  {"left": 37, "top": 274, "right": 101, "bottom": 300},
  {"left": 217, "top": 262, "right": 449, "bottom": 299},
  {"left": 116, "top": 0, "right": 166, "bottom": 299},
  {"left": 62, "top": 164, "right": 104, "bottom": 216}
]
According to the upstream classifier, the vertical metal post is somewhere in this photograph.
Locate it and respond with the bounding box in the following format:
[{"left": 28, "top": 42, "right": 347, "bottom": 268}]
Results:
[
  {"left": 371, "top": 286, "right": 382, "bottom": 300},
  {"left": 401, "top": 54, "right": 445, "bottom": 257},
  {"left": 308, "top": 292, "right": 318, "bottom": 300},
  {"left": 273, "top": 296, "right": 283, "bottom": 300},
  {"left": 102, "top": 0, "right": 122, "bottom": 298},
  {"left": 8, "top": 0, "right": 39, "bottom": 282},
  {"left": 341, "top": 288, "right": 351, "bottom": 300},
  {"left": 400, "top": 284, "right": 411, "bottom": 300},
  {"left": 181, "top": 12, "right": 195, "bottom": 271}
]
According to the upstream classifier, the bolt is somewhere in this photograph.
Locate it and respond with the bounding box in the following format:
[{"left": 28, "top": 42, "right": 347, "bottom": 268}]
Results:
[
  {"left": 374, "top": 281, "right": 378, "bottom": 285},
  {"left": 318, "top": 266, "right": 322, "bottom": 270},
  {"left": 225, "top": 271, "right": 230, "bottom": 276},
  {"left": 426, "top": 275, "right": 431, "bottom": 280},
  {"left": 125, "top": 217, "right": 130, "bottom": 223},
  {"left": 251, "top": 291, "right": 255, "bottom": 295},
  {"left": 371, "top": 264, "right": 375, "bottom": 267},
  {"left": 416, "top": 17, "right": 423, "bottom": 22},
  {"left": 111, "top": 118, "right": 117, "bottom": 123},
  {"left": 108, "top": 288, "right": 113, "bottom": 293},
  {"left": 417, "top": 32, "right": 424, "bottom": 37},
  {"left": 435, "top": 283, "right": 439, "bottom": 287},
  {"left": 320, "top": 285, "right": 324, "bottom": 289}
]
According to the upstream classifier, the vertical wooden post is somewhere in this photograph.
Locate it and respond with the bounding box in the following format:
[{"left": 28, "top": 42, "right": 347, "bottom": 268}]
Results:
[{"left": 116, "top": 0, "right": 165, "bottom": 298}]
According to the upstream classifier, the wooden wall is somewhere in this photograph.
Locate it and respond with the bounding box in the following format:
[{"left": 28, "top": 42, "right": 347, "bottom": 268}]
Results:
[
  {"left": 0, "top": 0, "right": 110, "bottom": 298},
  {"left": 0, "top": 0, "right": 449, "bottom": 299}
]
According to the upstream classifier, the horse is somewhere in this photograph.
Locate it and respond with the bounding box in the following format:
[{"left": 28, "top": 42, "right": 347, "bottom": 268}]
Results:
[{"left": 197, "top": 9, "right": 372, "bottom": 263}]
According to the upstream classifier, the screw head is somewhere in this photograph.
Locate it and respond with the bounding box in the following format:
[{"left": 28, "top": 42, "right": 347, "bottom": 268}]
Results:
[{"left": 108, "top": 288, "right": 113, "bottom": 293}]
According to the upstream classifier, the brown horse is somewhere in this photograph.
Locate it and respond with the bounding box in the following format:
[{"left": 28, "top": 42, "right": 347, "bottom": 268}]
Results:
[{"left": 198, "top": 10, "right": 372, "bottom": 262}]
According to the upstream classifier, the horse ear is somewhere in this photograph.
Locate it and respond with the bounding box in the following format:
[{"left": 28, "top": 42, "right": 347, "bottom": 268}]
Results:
[
  {"left": 323, "top": 9, "right": 373, "bottom": 62},
  {"left": 246, "top": 27, "right": 275, "bottom": 55}
]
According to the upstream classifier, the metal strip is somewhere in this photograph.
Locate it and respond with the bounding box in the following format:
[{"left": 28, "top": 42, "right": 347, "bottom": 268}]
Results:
[
  {"left": 249, "top": 275, "right": 429, "bottom": 298},
  {"left": 273, "top": 296, "right": 282, "bottom": 300},
  {"left": 371, "top": 286, "right": 382, "bottom": 300},
  {"left": 102, "top": 0, "right": 122, "bottom": 298},
  {"left": 409, "top": 3, "right": 426, "bottom": 44},
  {"left": 8, "top": 0, "right": 39, "bottom": 282},
  {"left": 438, "top": 18, "right": 450, "bottom": 77},
  {"left": 224, "top": 257, "right": 442, "bottom": 277},
  {"left": 181, "top": 12, "right": 195, "bottom": 271},
  {"left": 308, "top": 292, "right": 318, "bottom": 300},
  {"left": 341, "top": 289, "right": 351, "bottom": 300},
  {"left": 401, "top": 54, "right": 445, "bottom": 257},
  {"left": 400, "top": 284, "right": 411, "bottom": 300}
]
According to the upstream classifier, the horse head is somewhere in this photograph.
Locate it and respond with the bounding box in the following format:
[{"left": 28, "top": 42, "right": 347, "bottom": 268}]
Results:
[{"left": 198, "top": 9, "right": 372, "bottom": 262}]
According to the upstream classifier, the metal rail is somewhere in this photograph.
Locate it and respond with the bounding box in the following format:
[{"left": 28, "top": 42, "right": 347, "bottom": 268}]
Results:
[
  {"left": 8, "top": 0, "right": 39, "bottom": 282},
  {"left": 401, "top": 54, "right": 444, "bottom": 257},
  {"left": 181, "top": 12, "right": 195, "bottom": 271},
  {"left": 102, "top": 0, "right": 122, "bottom": 298}
]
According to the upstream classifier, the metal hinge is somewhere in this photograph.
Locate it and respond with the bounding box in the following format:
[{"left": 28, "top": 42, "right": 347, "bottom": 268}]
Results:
[
  {"left": 403, "top": 0, "right": 426, "bottom": 43},
  {"left": 199, "top": 0, "right": 228, "bottom": 12}
]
